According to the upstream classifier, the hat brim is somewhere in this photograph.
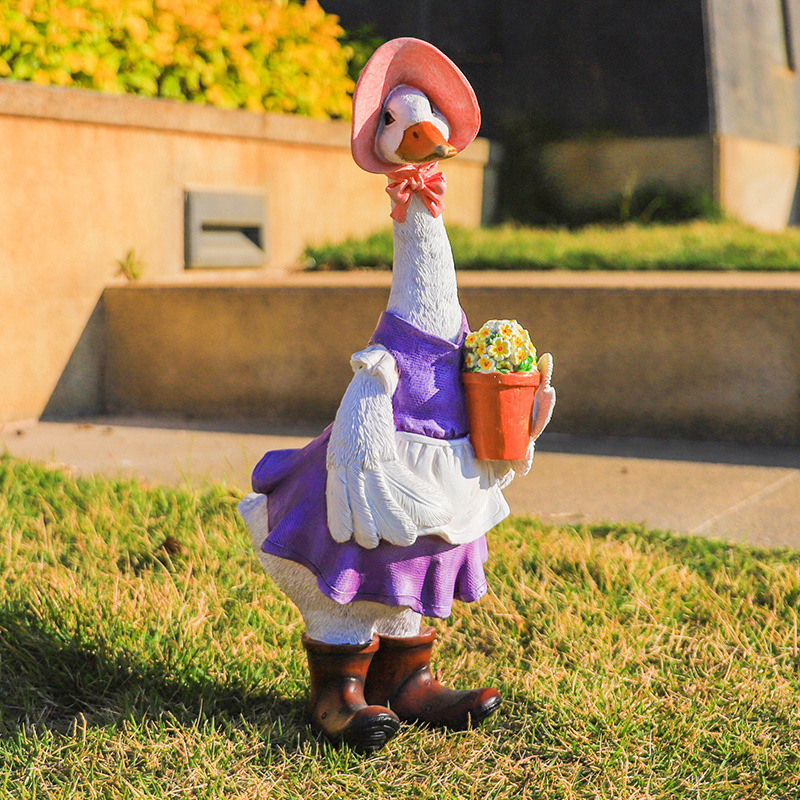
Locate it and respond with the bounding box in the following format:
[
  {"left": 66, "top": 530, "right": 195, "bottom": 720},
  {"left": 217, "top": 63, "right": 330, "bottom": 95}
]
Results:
[{"left": 351, "top": 38, "right": 481, "bottom": 174}]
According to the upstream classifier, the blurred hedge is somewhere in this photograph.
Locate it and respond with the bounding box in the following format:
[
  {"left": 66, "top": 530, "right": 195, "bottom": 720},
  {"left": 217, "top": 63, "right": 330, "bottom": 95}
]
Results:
[{"left": 0, "top": 0, "right": 355, "bottom": 118}]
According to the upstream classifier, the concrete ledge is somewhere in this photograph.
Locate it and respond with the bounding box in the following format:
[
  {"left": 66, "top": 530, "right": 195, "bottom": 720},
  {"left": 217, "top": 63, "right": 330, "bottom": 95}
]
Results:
[{"left": 104, "top": 272, "right": 800, "bottom": 445}]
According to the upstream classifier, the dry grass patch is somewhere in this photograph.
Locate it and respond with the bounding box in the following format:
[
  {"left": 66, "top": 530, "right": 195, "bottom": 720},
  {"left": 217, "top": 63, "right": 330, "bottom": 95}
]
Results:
[{"left": 2, "top": 454, "right": 800, "bottom": 798}]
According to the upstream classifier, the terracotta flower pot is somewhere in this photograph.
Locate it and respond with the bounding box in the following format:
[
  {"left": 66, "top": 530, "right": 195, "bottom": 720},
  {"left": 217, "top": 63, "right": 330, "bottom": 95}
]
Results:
[{"left": 462, "top": 370, "right": 541, "bottom": 460}]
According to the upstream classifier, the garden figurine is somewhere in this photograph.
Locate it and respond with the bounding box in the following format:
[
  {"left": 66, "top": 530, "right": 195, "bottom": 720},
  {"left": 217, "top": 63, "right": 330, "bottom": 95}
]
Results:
[{"left": 239, "top": 37, "right": 555, "bottom": 753}]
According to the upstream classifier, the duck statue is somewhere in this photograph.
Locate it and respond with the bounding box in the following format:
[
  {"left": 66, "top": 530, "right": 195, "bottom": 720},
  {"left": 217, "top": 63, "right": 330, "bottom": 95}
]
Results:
[{"left": 239, "top": 38, "right": 555, "bottom": 754}]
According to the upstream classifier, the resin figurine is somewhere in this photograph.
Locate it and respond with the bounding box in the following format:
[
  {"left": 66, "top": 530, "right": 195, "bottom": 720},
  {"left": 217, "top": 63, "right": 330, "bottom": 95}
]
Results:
[{"left": 239, "top": 37, "right": 555, "bottom": 753}]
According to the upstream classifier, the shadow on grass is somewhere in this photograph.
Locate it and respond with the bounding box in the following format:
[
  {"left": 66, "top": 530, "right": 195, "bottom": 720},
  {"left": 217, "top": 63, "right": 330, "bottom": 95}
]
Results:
[{"left": 0, "top": 603, "right": 308, "bottom": 747}]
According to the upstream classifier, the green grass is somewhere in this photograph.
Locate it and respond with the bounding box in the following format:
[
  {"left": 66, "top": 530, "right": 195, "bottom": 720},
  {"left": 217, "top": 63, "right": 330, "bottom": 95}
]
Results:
[
  {"left": 303, "top": 220, "right": 800, "bottom": 272},
  {"left": 2, "top": 453, "right": 800, "bottom": 798}
]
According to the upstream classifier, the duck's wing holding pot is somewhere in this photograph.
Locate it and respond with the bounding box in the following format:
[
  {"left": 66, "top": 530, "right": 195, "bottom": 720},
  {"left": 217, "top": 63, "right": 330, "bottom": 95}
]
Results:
[
  {"left": 531, "top": 353, "right": 556, "bottom": 441},
  {"left": 325, "top": 345, "right": 454, "bottom": 549}
]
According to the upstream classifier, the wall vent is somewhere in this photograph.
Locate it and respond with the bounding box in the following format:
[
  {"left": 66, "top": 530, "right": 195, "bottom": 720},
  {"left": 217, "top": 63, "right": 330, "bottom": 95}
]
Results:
[{"left": 184, "top": 190, "right": 266, "bottom": 269}]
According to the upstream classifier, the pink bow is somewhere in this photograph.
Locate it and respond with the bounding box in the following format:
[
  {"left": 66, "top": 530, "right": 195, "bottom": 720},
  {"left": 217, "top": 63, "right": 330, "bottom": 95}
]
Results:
[{"left": 386, "top": 162, "right": 447, "bottom": 223}]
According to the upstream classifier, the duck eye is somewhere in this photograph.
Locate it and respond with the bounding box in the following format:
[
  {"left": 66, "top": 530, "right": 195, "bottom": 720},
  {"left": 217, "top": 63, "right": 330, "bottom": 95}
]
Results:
[{"left": 383, "top": 111, "right": 395, "bottom": 126}]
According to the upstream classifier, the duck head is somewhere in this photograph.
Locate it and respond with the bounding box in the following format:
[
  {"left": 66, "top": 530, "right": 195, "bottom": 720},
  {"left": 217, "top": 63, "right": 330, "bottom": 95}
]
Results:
[
  {"left": 375, "top": 85, "right": 458, "bottom": 166},
  {"left": 351, "top": 38, "right": 479, "bottom": 174}
]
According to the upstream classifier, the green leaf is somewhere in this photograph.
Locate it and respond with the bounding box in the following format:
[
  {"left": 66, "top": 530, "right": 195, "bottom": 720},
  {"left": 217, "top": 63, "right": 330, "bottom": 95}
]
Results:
[
  {"left": 517, "top": 356, "right": 534, "bottom": 372},
  {"left": 159, "top": 72, "right": 182, "bottom": 98}
]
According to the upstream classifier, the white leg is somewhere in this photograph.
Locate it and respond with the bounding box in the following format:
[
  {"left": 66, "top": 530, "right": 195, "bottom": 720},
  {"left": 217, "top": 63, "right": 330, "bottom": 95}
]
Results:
[
  {"left": 373, "top": 607, "right": 422, "bottom": 638},
  {"left": 240, "top": 493, "right": 422, "bottom": 645}
]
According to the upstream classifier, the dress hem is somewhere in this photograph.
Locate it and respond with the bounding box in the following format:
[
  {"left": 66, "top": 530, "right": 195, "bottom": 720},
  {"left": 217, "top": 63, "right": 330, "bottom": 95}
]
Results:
[{"left": 261, "top": 538, "right": 489, "bottom": 619}]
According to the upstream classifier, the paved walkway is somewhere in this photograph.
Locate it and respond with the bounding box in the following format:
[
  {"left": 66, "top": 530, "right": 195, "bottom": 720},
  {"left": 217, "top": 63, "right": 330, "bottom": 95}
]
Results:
[{"left": 3, "top": 416, "right": 800, "bottom": 550}]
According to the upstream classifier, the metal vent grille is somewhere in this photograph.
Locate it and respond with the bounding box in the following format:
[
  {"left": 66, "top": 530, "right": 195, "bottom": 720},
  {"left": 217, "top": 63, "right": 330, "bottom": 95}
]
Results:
[{"left": 184, "top": 190, "right": 267, "bottom": 269}]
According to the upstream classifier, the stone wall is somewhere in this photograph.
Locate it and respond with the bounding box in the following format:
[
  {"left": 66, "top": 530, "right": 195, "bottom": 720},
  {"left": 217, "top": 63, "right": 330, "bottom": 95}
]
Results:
[
  {"left": 104, "top": 272, "right": 800, "bottom": 446},
  {"left": 0, "top": 81, "right": 487, "bottom": 422}
]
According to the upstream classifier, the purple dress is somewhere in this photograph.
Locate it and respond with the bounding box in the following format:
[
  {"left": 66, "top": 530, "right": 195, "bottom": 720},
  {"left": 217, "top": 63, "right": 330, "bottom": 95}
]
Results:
[{"left": 252, "top": 311, "right": 494, "bottom": 618}]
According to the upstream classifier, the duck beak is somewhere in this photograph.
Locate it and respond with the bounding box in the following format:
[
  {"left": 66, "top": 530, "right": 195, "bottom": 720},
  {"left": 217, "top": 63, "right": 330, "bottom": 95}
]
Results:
[{"left": 396, "top": 121, "right": 458, "bottom": 164}]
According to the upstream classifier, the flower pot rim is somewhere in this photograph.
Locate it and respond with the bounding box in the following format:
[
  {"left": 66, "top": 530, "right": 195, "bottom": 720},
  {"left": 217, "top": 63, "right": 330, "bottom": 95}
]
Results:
[{"left": 462, "top": 369, "right": 541, "bottom": 387}]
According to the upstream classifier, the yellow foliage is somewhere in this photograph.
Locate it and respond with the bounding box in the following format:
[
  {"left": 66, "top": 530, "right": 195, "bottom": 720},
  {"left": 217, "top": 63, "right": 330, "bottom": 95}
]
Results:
[
  {"left": 0, "top": 0, "right": 355, "bottom": 118},
  {"left": 49, "top": 66, "right": 73, "bottom": 85},
  {"left": 124, "top": 15, "right": 149, "bottom": 43}
]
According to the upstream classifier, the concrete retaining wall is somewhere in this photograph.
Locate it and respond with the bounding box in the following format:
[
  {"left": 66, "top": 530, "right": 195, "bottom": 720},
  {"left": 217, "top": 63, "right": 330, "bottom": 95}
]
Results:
[
  {"left": 540, "top": 134, "right": 800, "bottom": 232},
  {"left": 104, "top": 272, "right": 800, "bottom": 446},
  {"left": 0, "top": 80, "right": 488, "bottom": 422}
]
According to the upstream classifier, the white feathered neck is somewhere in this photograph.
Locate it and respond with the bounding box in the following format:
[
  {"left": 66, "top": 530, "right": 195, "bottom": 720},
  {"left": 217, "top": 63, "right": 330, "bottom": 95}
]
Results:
[{"left": 386, "top": 193, "right": 462, "bottom": 343}]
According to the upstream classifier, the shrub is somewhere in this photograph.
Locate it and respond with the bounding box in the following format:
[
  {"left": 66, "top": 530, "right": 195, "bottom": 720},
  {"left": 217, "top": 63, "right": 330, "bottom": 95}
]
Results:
[
  {"left": 303, "top": 221, "right": 800, "bottom": 272},
  {"left": 0, "top": 0, "right": 355, "bottom": 118}
]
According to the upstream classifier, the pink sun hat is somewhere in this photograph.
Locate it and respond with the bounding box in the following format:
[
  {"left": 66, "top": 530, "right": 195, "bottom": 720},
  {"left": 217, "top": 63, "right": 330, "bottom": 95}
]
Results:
[{"left": 351, "top": 37, "right": 481, "bottom": 175}]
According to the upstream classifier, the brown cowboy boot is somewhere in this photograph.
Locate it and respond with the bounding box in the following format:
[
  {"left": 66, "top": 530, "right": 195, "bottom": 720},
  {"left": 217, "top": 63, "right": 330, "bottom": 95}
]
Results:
[
  {"left": 302, "top": 633, "right": 400, "bottom": 752},
  {"left": 364, "top": 627, "right": 501, "bottom": 730}
]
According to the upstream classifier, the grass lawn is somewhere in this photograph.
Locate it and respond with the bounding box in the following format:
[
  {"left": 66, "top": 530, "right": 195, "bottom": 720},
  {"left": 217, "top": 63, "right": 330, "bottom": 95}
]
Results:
[
  {"left": 303, "top": 220, "right": 800, "bottom": 272},
  {"left": 2, "top": 453, "right": 800, "bottom": 798}
]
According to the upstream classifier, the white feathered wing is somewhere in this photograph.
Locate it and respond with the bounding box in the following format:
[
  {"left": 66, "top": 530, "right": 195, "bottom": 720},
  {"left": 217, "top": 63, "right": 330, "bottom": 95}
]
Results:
[{"left": 325, "top": 345, "right": 454, "bottom": 549}]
